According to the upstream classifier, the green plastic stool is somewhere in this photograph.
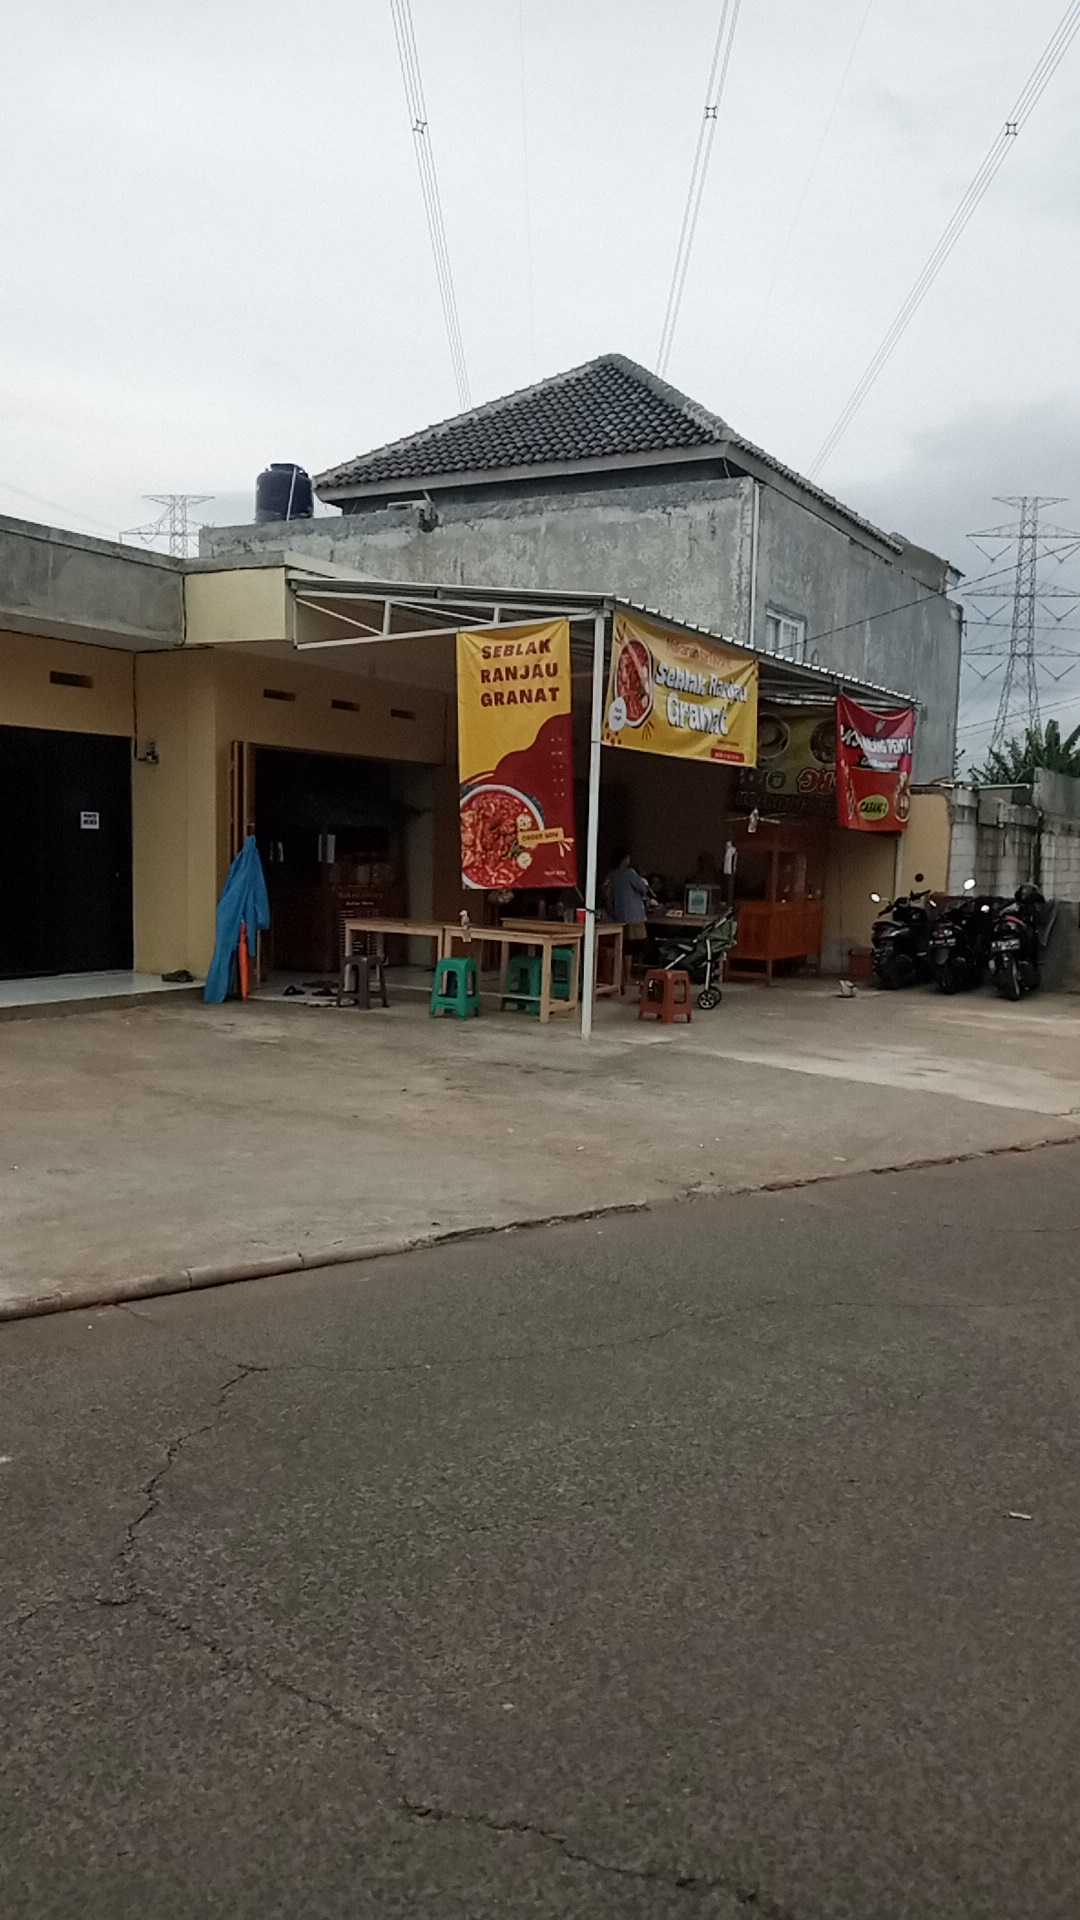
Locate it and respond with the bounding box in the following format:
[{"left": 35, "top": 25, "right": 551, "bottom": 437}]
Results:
[
  {"left": 502, "top": 952, "right": 541, "bottom": 1015},
  {"left": 430, "top": 956, "right": 480, "bottom": 1019},
  {"left": 502, "top": 948, "right": 576, "bottom": 1015},
  {"left": 552, "top": 946, "right": 575, "bottom": 1000}
]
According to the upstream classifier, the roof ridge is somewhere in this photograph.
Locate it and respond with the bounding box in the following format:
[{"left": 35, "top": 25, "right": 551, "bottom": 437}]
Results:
[
  {"left": 313, "top": 351, "right": 907, "bottom": 554},
  {"left": 315, "top": 353, "right": 655, "bottom": 491}
]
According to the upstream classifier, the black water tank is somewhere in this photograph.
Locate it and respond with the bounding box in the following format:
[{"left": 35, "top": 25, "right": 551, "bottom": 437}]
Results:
[{"left": 255, "top": 463, "right": 314, "bottom": 524}]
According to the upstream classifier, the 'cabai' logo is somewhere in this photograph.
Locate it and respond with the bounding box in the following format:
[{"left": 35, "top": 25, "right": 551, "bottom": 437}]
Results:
[{"left": 859, "top": 794, "right": 890, "bottom": 822}]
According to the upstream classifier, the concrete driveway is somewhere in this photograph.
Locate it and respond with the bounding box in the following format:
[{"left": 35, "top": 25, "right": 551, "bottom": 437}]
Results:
[{"left": 3, "top": 980, "right": 1079, "bottom": 1316}]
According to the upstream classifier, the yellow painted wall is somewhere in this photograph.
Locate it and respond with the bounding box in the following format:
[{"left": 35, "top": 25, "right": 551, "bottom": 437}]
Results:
[
  {"left": 0, "top": 628, "right": 134, "bottom": 736},
  {"left": 132, "top": 647, "right": 448, "bottom": 975},
  {"left": 899, "top": 790, "right": 952, "bottom": 892},
  {"left": 132, "top": 651, "right": 219, "bottom": 975},
  {"left": 184, "top": 569, "right": 288, "bottom": 645},
  {"left": 821, "top": 796, "right": 951, "bottom": 968},
  {"left": 208, "top": 654, "right": 447, "bottom": 968},
  {"left": 208, "top": 649, "right": 445, "bottom": 766},
  {"left": 823, "top": 830, "right": 896, "bottom": 965},
  {"left": 2, "top": 621, "right": 450, "bottom": 977}
]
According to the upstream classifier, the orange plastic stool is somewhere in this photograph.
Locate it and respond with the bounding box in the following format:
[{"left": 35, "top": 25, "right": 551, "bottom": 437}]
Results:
[{"left": 638, "top": 968, "right": 692, "bottom": 1024}]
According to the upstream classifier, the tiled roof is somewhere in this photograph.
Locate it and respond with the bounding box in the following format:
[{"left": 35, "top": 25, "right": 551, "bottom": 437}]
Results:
[
  {"left": 314, "top": 353, "right": 900, "bottom": 550},
  {"left": 315, "top": 356, "right": 725, "bottom": 490}
]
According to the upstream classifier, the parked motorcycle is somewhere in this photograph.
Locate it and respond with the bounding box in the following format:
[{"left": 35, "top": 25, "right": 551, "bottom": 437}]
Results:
[
  {"left": 987, "top": 883, "right": 1056, "bottom": 1001},
  {"left": 930, "top": 879, "right": 998, "bottom": 994},
  {"left": 869, "top": 874, "right": 937, "bottom": 989}
]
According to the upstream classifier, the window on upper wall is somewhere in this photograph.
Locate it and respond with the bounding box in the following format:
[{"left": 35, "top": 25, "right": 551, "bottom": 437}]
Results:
[{"left": 764, "top": 610, "right": 807, "bottom": 663}]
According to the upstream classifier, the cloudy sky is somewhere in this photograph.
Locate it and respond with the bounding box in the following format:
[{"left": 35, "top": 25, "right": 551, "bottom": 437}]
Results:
[{"left": 5, "top": 0, "right": 1080, "bottom": 759}]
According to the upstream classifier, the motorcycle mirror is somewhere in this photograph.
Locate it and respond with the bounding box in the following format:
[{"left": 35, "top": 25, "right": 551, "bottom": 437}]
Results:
[
  {"left": 963, "top": 878, "right": 976, "bottom": 892},
  {"left": 869, "top": 892, "right": 882, "bottom": 904}
]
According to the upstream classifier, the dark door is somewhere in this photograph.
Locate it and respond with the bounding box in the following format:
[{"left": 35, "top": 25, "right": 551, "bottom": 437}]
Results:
[{"left": 0, "top": 726, "right": 133, "bottom": 977}]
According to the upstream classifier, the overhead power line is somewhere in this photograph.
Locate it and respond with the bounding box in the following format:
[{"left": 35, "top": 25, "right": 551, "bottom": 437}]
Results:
[
  {"left": 389, "top": 0, "right": 472, "bottom": 409},
  {"left": 656, "top": 0, "right": 743, "bottom": 378},
  {"left": 741, "top": 0, "right": 875, "bottom": 377},
  {"left": 956, "top": 686, "right": 1080, "bottom": 737},
  {"left": 0, "top": 479, "right": 124, "bottom": 537},
  {"left": 518, "top": 0, "right": 537, "bottom": 375},
  {"left": 809, "top": 0, "right": 1080, "bottom": 479},
  {"left": 798, "top": 555, "right": 1020, "bottom": 653}
]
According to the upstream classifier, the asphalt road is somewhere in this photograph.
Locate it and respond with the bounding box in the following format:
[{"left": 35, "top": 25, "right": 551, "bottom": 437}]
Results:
[{"left": 4, "top": 1144, "right": 1080, "bottom": 1919}]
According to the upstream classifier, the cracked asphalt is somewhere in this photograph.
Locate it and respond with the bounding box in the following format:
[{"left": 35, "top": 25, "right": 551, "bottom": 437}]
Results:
[{"left": 4, "top": 1143, "right": 1080, "bottom": 1918}]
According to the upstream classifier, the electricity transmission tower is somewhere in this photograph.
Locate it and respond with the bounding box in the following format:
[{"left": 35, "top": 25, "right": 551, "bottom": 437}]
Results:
[
  {"left": 122, "top": 493, "right": 213, "bottom": 558},
  {"left": 963, "top": 496, "right": 1080, "bottom": 756}
]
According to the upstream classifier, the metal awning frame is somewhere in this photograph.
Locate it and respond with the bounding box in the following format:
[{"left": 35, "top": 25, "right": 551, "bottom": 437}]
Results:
[
  {"left": 288, "top": 576, "right": 918, "bottom": 709},
  {"left": 286, "top": 574, "right": 921, "bottom": 1040}
]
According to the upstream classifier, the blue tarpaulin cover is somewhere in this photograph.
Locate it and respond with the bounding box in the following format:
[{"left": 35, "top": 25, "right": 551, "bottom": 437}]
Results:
[{"left": 203, "top": 836, "right": 270, "bottom": 1004}]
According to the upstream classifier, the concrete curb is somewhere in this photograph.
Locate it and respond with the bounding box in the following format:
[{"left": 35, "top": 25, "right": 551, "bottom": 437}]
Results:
[{"left": 3, "top": 1133, "right": 1079, "bottom": 1326}]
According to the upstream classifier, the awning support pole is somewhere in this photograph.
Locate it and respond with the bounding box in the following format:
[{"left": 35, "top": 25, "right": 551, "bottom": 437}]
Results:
[{"left": 580, "top": 610, "right": 606, "bottom": 1040}]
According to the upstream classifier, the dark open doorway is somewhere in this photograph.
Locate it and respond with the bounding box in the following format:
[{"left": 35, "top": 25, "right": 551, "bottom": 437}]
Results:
[
  {"left": 254, "top": 746, "right": 423, "bottom": 973},
  {"left": 0, "top": 725, "right": 133, "bottom": 978}
]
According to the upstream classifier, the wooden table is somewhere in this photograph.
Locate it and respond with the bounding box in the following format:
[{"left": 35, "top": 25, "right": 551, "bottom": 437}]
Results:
[
  {"left": 342, "top": 917, "right": 448, "bottom": 961},
  {"left": 343, "top": 917, "right": 587, "bottom": 1024},
  {"left": 500, "top": 919, "right": 625, "bottom": 998},
  {"left": 444, "top": 924, "right": 583, "bottom": 1023},
  {"left": 646, "top": 912, "right": 711, "bottom": 933}
]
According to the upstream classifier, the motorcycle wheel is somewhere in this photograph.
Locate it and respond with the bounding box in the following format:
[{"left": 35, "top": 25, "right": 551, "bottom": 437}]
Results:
[
  {"left": 935, "top": 960, "right": 962, "bottom": 995},
  {"left": 874, "top": 953, "right": 907, "bottom": 990},
  {"left": 995, "top": 958, "right": 1023, "bottom": 1002},
  {"left": 696, "top": 987, "right": 721, "bottom": 1011}
]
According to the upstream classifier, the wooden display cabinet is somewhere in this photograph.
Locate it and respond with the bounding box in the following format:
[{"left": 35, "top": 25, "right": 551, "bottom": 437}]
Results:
[{"left": 728, "top": 818, "right": 825, "bottom": 984}]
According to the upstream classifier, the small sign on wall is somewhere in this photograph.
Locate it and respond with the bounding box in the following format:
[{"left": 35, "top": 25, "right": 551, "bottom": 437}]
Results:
[{"left": 80, "top": 811, "right": 100, "bottom": 830}]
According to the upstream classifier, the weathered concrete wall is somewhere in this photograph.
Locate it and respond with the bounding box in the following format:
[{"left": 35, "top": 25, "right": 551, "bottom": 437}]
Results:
[
  {"left": 0, "top": 514, "right": 182, "bottom": 648},
  {"left": 754, "top": 491, "right": 960, "bottom": 784},
  {"left": 203, "top": 475, "right": 961, "bottom": 782},
  {"left": 203, "top": 477, "right": 757, "bottom": 640},
  {"left": 947, "top": 779, "right": 1080, "bottom": 988}
]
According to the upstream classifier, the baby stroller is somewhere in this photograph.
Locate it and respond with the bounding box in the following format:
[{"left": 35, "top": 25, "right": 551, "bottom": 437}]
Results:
[{"left": 656, "top": 910, "right": 738, "bottom": 1011}]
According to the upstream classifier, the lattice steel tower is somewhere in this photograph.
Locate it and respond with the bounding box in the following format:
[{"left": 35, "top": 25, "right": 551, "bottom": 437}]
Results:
[
  {"left": 122, "top": 493, "right": 213, "bottom": 558},
  {"left": 965, "top": 496, "right": 1080, "bottom": 756}
]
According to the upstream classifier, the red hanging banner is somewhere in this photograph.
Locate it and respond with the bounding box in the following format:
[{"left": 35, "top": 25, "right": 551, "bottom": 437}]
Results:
[{"left": 836, "top": 696, "right": 916, "bottom": 832}]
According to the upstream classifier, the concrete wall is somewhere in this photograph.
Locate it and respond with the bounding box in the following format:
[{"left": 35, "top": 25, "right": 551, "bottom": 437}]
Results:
[
  {"left": 0, "top": 515, "right": 182, "bottom": 649},
  {"left": 754, "top": 490, "right": 960, "bottom": 785},
  {"left": 0, "top": 628, "right": 135, "bottom": 737},
  {"left": 204, "top": 474, "right": 961, "bottom": 785},
  {"left": 204, "top": 477, "right": 757, "bottom": 642},
  {"left": 945, "top": 778, "right": 1080, "bottom": 988}
]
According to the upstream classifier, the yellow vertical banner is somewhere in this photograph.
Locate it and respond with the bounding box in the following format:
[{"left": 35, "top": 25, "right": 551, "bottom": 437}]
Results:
[
  {"left": 603, "top": 611, "right": 758, "bottom": 765},
  {"left": 456, "top": 618, "right": 577, "bottom": 891}
]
